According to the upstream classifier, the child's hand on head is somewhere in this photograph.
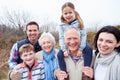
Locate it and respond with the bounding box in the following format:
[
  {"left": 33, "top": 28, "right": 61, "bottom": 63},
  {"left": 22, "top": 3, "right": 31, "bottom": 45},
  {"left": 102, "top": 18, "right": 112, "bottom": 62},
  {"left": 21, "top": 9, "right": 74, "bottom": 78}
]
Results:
[
  {"left": 64, "top": 50, "right": 69, "bottom": 57},
  {"left": 77, "top": 50, "right": 82, "bottom": 57}
]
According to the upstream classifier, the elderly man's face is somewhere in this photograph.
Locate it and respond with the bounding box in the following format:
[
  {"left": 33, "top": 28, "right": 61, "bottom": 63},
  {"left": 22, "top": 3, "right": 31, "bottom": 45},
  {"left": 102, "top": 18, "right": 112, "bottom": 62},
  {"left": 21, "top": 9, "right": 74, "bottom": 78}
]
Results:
[{"left": 64, "top": 28, "right": 81, "bottom": 52}]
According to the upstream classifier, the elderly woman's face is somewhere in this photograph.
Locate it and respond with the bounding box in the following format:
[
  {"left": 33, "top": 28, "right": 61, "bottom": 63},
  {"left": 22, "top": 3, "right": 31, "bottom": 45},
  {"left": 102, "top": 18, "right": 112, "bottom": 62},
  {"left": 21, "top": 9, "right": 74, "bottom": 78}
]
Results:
[
  {"left": 97, "top": 32, "right": 118, "bottom": 55},
  {"left": 41, "top": 37, "right": 54, "bottom": 54}
]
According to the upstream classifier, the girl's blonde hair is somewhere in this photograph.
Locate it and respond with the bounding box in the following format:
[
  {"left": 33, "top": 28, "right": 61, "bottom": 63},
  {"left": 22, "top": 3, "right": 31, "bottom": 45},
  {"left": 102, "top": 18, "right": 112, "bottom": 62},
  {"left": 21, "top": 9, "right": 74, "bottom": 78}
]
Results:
[{"left": 61, "top": 2, "right": 84, "bottom": 29}]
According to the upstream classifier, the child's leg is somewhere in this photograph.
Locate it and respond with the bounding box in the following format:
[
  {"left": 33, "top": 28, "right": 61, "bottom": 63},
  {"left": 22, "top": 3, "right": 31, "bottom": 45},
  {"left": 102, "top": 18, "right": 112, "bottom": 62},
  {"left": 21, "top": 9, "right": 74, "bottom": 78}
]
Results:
[
  {"left": 57, "top": 49, "right": 67, "bottom": 72},
  {"left": 83, "top": 43, "right": 93, "bottom": 66}
]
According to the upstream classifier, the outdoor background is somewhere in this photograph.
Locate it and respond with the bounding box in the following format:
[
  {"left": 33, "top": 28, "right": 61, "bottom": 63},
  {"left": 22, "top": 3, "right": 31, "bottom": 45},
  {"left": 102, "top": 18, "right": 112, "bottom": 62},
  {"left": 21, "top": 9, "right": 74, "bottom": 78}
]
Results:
[{"left": 0, "top": 0, "right": 120, "bottom": 79}]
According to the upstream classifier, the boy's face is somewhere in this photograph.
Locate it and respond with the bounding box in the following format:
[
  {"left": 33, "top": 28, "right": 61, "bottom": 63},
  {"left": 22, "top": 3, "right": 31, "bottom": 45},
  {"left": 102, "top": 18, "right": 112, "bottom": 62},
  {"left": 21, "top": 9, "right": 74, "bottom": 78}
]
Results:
[{"left": 21, "top": 51, "right": 35, "bottom": 67}]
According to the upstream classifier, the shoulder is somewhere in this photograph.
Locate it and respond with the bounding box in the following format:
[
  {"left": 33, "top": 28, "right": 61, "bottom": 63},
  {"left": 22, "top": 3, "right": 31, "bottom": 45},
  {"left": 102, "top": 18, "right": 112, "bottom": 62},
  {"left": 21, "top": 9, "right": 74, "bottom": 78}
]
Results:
[
  {"left": 117, "top": 54, "right": 120, "bottom": 67},
  {"left": 110, "top": 53, "right": 120, "bottom": 72},
  {"left": 71, "top": 20, "right": 78, "bottom": 24},
  {"left": 54, "top": 49, "right": 59, "bottom": 58},
  {"left": 17, "top": 38, "right": 29, "bottom": 48},
  {"left": 115, "top": 53, "right": 120, "bottom": 62},
  {"left": 36, "top": 51, "right": 43, "bottom": 60},
  {"left": 17, "top": 38, "right": 27, "bottom": 44},
  {"left": 59, "top": 23, "right": 68, "bottom": 29},
  {"left": 59, "top": 22, "right": 66, "bottom": 26},
  {"left": 11, "top": 42, "right": 18, "bottom": 49},
  {"left": 38, "top": 60, "right": 44, "bottom": 65}
]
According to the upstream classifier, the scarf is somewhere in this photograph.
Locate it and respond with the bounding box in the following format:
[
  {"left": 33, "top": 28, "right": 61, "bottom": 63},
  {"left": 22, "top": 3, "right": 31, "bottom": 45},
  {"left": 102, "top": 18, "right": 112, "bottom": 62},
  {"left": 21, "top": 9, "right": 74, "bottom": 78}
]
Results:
[
  {"left": 94, "top": 50, "right": 120, "bottom": 80},
  {"left": 94, "top": 51, "right": 117, "bottom": 66},
  {"left": 42, "top": 48, "right": 58, "bottom": 80}
]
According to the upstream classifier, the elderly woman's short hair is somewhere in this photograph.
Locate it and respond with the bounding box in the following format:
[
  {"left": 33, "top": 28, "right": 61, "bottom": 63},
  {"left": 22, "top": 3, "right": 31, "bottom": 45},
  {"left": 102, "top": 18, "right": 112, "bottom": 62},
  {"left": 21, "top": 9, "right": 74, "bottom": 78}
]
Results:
[{"left": 38, "top": 32, "right": 56, "bottom": 46}]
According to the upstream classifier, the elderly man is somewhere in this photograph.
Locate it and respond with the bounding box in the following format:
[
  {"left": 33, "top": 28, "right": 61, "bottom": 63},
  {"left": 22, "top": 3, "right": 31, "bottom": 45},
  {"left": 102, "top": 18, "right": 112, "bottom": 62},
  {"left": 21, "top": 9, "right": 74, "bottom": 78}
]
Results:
[{"left": 58, "top": 27, "right": 93, "bottom": 80}]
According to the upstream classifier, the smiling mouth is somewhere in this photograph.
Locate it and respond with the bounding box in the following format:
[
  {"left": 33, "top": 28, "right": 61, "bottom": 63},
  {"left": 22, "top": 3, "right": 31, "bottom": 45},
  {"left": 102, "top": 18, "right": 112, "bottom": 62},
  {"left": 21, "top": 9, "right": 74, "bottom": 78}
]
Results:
[
  {"left": 99, "top": 47, "right": 108, "bottom": 51},
  {"left": 27, "top": 59, "right": 32, "bottom": 61}
]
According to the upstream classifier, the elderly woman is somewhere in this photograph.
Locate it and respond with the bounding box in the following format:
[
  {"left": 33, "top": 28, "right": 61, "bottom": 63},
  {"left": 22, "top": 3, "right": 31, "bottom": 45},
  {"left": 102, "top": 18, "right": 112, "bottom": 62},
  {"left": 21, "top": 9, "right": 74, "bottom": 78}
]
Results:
[
  {"left": 36, "top": 32, "right": 59, "bottom": 80},
  {"left": 93, "top": 25, "right": 120, "bottom": 80}
]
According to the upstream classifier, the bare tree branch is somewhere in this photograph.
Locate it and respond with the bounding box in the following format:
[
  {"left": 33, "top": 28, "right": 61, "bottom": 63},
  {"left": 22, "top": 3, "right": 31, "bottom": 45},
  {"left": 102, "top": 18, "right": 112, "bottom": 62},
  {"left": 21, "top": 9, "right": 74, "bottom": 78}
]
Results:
[{"left": 0, "top": 7, "right": 33, "bottom": 30}]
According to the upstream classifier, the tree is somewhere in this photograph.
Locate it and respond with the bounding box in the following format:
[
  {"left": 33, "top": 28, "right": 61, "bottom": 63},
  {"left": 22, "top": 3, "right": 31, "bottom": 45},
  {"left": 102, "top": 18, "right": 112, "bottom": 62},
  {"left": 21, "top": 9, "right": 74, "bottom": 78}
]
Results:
[
  {"left": 0, "top": 8, "right": 34, "bottom": 32},
  {"left": 40, "top": 22, "right": 58, "bottom": 32},
  {"left": 116, "top": 25, "right": 120, "bottom": 30}
]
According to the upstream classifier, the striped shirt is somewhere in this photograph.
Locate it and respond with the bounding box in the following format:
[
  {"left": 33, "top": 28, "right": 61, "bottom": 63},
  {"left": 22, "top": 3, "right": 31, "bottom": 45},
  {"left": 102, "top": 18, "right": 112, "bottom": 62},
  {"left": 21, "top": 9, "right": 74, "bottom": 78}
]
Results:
[{"left": 17, "top": 60, "right": 45, "bottom": 80}]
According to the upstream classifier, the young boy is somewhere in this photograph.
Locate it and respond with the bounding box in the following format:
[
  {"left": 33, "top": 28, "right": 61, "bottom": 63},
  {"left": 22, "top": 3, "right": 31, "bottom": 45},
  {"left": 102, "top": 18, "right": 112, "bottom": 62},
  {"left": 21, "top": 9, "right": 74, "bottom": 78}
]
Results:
[{"left": 10, "top": 44, "right": 45, "bottom": 80}]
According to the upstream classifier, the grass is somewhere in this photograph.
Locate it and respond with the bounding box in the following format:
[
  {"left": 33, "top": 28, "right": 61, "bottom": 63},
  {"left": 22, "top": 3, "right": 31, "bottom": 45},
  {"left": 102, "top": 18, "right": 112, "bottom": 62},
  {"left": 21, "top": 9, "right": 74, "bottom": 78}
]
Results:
[{"left": 0, "top": 64, "right": 9, "bottom": 80}]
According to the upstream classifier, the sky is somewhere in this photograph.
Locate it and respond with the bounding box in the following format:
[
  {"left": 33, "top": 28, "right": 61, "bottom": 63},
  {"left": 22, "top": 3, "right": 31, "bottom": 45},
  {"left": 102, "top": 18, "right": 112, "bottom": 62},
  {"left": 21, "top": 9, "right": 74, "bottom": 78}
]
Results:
[{"left": 0, "top": 0, "right": 120, "bottom": 28}]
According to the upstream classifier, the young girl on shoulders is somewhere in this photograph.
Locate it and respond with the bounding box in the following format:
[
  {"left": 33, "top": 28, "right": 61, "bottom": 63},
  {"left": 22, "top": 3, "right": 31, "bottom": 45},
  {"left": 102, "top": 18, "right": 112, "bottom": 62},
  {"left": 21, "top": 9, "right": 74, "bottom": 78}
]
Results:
[{"left": 57, "top": 2, "right": 93, "bottom": 73}]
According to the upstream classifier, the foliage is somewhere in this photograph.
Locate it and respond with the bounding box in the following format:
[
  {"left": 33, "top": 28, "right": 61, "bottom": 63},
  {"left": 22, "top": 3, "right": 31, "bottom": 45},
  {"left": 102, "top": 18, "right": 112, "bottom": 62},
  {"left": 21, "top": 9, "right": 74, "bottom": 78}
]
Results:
[
  {"left": 116, "top": 25, "right": 120, "bottom": 30},
  {"left": 0, "top": 25, "right": 25, "bottom": 79},
  {"left": 87, "top": 32, "right": 96, "bottom": 49},
  {"left": 0, "top": 7, "right": 35, "bottom": 33},
  {"left": 0, "top": 23, "right": 120, "bottom": 79}
]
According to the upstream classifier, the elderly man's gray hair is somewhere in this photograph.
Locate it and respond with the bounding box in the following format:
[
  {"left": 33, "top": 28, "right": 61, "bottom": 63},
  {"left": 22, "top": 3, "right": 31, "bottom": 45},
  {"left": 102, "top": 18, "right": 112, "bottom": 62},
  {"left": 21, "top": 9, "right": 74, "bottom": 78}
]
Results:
[{"left": 64, "top": 27, "right": 81, "bottom": 37}]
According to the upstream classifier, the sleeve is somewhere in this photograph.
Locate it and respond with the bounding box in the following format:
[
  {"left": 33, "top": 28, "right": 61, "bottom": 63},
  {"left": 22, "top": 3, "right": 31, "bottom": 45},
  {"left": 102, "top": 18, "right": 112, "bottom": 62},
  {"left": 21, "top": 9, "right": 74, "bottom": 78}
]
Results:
[
  {"left": 58, "top": 25, "right": 67, "bottom": 51},
  {"left": 8, "top": 43, "right": 18, "bottom": 70},
  {"left": 39, "top": 61, "right": 45, "bottom": 80},
  {"left": 79, "top": 29, "right": 87, "bottom": 50},
  {"left": 117, "top": 60, "right": 120, "bottom": 80},
  {"left": 115, "top": 55, "right": 120, "bottom": 80}
]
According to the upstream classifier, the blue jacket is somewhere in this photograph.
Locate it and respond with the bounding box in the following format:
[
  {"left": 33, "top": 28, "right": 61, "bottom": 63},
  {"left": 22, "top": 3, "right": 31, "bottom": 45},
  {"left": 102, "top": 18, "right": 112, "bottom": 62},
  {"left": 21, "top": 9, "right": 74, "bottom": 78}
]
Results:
[{"left": 8, "top": 37, "right": 42, "bottom": 70}]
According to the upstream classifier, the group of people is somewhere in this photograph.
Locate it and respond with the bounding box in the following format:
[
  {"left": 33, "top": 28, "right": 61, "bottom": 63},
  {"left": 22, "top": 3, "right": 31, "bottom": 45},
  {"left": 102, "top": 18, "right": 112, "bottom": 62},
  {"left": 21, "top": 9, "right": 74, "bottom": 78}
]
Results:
[{"left": 8, "top": 2, "right": 120, "bottom": 80}]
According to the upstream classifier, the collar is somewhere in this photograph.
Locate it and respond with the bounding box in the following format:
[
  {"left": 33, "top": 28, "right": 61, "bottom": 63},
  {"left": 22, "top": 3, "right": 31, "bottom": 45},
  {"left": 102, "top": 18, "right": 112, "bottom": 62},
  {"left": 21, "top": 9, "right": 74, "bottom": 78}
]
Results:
[
  {"left": 25, "top": 37, "right": 39, "bottom": 45},
  {"left": 25, "top": 37, "right": 41, "bottom": 52},
  {"left": 68, "top": 19, "right": 77, "bottom": 25},
  {"left": 20, "top": 60, "right": 39, "bottom": 69}
]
